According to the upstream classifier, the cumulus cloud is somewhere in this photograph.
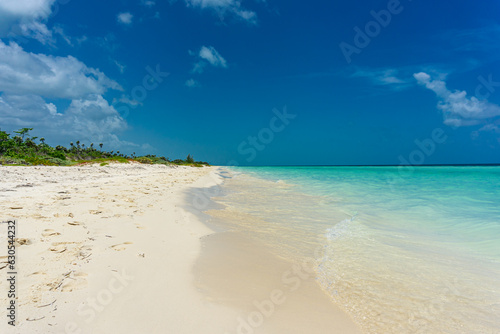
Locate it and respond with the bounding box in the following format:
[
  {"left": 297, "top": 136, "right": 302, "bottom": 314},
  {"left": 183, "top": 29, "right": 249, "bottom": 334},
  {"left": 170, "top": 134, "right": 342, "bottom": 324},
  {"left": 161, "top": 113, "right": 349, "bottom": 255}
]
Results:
[
  {"left": 185, "top": 0, "right": 257, "bottom": 24},
  {"left": 185, "top": 79, "right": 201, "bottom": 88},
  {"left": 0, "top": 94, "right": 60, "bottom": 126},
  {"left": 414, "top": 72, "right": 500, "bottom": 127},
  {"left": 141, "top": 0, "right": 156, "bottom": 7},
  {"left": 199, "top": 46, "right": 227, "bottom": 67},
  {"left": 191, "top": 46, "right": 227, "bottom": 74},
  {"left": 65, "top": 95, "right": 128, "bottom": 137},
  {"left": 0, "top": 40, "right": 121, "bottom": 99},
  {"left": 117, "top": 12, "right": 133, "bottom": 25},
  {"left": 0, "top": 0, "right": 56, "bottom": 44},
  {"left": 0, "top": 41, "right": 133, "bottom": 149},
  {"left": 0, "top": 94, "right": 128, "bottom": 144}
]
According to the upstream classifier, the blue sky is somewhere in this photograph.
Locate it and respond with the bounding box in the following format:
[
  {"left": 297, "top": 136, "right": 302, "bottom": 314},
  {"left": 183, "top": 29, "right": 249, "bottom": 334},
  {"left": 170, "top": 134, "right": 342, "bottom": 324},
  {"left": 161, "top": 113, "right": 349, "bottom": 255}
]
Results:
[{"left": 1, "top": 0, "right": 500, "bottom": 165}]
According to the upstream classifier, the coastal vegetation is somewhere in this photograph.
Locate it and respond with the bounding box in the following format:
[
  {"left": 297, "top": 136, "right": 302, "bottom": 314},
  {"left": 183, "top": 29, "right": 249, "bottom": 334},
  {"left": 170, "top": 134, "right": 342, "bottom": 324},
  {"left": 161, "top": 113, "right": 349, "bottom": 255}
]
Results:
[{"left": 0, "top": 128, "right": 209, "bottom": 167}]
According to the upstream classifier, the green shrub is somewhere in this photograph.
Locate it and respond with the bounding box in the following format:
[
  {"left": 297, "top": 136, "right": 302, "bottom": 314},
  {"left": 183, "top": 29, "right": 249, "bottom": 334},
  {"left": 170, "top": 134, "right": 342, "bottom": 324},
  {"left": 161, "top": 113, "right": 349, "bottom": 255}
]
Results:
[
  {"left": 48, "top": 150, "right": 66, "bottom": 160},
  {"left": 0, "top": 128, "right": 211, "bottom": 167},
  {"left": 136, "top": 157, "right": 153, "bottom": 164},
  {"left": 24, "top": 156, "right": 52, "bottom": 166}
]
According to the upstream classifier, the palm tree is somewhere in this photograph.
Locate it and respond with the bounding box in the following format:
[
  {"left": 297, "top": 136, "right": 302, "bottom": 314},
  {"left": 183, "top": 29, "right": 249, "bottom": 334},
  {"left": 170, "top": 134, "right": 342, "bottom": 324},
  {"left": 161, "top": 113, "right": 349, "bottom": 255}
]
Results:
[{"left": 14, "top": 128, "right": 32, "bottom": 140}]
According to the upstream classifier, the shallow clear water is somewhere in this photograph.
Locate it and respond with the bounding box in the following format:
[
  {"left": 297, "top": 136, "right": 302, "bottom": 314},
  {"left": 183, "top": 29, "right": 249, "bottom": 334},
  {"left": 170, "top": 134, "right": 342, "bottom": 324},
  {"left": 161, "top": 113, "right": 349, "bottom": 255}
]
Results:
[{"left": 208, "top": 166, "right": 500, "bottom": 333}]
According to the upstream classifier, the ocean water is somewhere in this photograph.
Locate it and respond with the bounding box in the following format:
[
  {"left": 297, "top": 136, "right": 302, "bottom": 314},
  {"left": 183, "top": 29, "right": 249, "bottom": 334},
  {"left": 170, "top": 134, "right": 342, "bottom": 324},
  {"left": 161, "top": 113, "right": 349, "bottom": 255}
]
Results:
[{"left": 208, "top": 166, "right": 500, "bottom": 334}]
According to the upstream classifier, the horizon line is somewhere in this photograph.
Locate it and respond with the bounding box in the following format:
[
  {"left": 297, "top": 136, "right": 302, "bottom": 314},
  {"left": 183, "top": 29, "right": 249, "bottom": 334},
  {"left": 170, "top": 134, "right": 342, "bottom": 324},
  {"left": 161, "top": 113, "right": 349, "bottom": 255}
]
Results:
[{"left": 223, "top": 163, "right": 500, "bottom": 167}]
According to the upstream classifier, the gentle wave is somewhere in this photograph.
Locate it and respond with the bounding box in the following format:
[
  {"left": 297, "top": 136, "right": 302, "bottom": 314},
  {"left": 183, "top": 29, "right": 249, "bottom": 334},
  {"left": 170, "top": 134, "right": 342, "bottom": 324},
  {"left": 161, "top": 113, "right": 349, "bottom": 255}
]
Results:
[{"left": 210, "top": 166, "right": 500, "bottom": 333}]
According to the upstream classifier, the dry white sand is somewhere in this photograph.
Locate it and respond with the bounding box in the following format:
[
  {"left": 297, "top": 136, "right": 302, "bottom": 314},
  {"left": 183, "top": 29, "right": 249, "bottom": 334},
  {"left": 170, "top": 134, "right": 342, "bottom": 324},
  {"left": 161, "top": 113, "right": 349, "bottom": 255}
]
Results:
[
  {"left": 0, "top": 163, "right": 361, "bottom": 334},
  {"left": 0, "top": 163, "right": 240, "bottom": 333}
]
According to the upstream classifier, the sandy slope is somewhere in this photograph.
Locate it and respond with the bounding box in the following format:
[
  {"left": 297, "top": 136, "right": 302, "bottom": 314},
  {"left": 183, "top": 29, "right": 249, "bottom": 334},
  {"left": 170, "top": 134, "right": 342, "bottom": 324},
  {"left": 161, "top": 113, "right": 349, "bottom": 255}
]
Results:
[
  {"left": 0, "top": 163, "right": 238, "bottom": 334},
  {"left": 0, "top": 163, "right": 362, "bottom": 334}
]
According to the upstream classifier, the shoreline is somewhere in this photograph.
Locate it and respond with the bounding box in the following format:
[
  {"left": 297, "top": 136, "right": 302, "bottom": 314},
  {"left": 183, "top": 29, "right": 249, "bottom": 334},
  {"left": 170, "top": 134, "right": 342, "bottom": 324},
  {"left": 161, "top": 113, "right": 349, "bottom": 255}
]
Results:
[
  {"left": 191, "top": 167, "right": 362, "bottom": 334},
  {"left": 0, "top": 164, "right": 361, "bottom": 333},
  {"left": 201, "top": 166, "right": 500, "bottom": 334},
  {"left": 194, "top": 231, "right": 362, "bottom": 334},
  {"left": 0, "top": 164, "right": 238, "bottom": 333}
]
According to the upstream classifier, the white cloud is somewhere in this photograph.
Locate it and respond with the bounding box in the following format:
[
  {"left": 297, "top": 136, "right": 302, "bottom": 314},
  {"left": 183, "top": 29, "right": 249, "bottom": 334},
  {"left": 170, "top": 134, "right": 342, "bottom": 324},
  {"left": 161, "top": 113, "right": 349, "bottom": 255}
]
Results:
[
  {"left": 53, "top": 25, "right": 72, "bottom": 45},
  {"left": 46, "top": 102, "right": 58, "bottom": 115},
  {"left": 76, "top": 35, "right": 88, "bottom": 44},
  {"left": 0, "top": 0, "right": 56, "bottom": 44},
  {"left": 440, "top": 25, "right": 500, "bottom": 54},
  {"left": 0, "top": 93, "right": 129, "bottom": 147},
  {"left": 52, "top": 25, "right": 87, "bottom": 47},
  {"left": 191, "top": 61, "right": 207, "bottom": 74},
  {"left": 66, "top": 95, "right": 128, "bottom": 137},
  {"left": 18, "top": 20, "right": 53, "bottom": 44},
  {"left": 191, "top": 45, "right": 227, "bottom": 74},
  {"left": 113, "top": 95, "right": 142, "bottom": 107},
  {"left": 0, "top": 3, "right": 149, "bottom": 151},
  {"left": 0, "top": 41, "right": 133, "bottom": 149},
  {"left": 185, "top": 79, "right": 201, "bottom": 88},
  {"left": 0, "top": 40, "right": 122, "bottom": 99},
  {"left": 114, "top": 60, "right": 126, "bottom": 74},
  {"left": 351, "top": 68, "right": 409, "bottom": 88},
  {"left": 199, "top": 46, "right": 227, "bottom": 67},
  {"left": 477, "top": 124, "right": 500, "bottom": 133},
  {"left": 471, "top": 123, "right": 500, "bottom": 141},
  {"left": 0, "top": 0, "right": 54, "bottom": 18},
  {"left": 0, "top": 94, "right": 60, "bottom": 126},
  {"left": 141, "top": 0, "right": 156, "bottom": 7},
  {"left": 117, "top": 12, "right": 133, "bottom": 25},
  {"left": 185, "top": 0, "right": 257, "bottom": 24},
  {"left": 414, "top": 72, "right": 500, "bottom": 127}
]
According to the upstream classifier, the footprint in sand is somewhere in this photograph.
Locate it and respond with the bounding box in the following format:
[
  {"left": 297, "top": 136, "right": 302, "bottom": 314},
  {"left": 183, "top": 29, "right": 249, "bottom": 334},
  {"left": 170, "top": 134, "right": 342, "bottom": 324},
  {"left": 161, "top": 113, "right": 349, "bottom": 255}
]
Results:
[
  {"left": 61, "top": 272, "right": 88, "bottom": 292},
  {"left": 110, "top": 242, "right": 133, "bottom": 251},
  {"left": 67, "top": 221, "right": 83, "bottom": 226},
  {"left": 49, "top": 245, "right": 67, "bottom": 253},
  {"left": 52, "top": 241, "right": 77, "bottom": 245},
  {"left": 42, "top": 229, "right": 61, "bottom": 237},
  {"left": 0, "top": 256, "right": 8, "bottom": 270},
  {"left": 15, "top": 238, "right": 31, "bottom": 246}
]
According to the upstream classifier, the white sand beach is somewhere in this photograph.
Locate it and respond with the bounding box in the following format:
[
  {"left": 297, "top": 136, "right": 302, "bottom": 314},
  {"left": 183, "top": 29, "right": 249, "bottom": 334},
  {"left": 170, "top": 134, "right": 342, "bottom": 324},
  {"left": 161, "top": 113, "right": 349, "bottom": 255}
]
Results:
[{"left": 0, "top": 164, "right": 361, "bottom": 334}]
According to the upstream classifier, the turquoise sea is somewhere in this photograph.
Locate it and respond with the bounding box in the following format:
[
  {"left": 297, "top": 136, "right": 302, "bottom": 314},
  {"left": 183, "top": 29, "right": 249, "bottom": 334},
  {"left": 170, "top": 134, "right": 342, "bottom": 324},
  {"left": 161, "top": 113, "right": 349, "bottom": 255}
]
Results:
[{"left": 210, "top": 166, "right": 500, "bottom": 334}]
